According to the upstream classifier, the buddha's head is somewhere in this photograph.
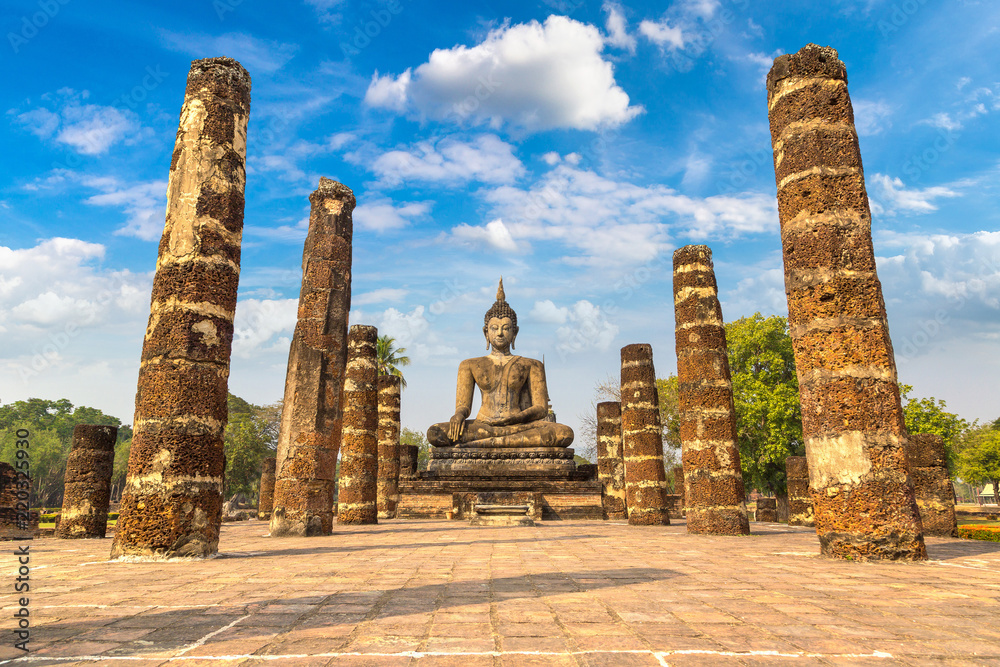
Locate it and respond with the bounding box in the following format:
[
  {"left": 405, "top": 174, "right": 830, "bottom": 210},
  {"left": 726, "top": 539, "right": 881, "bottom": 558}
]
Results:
[{"left": 484, "top": 278, "right": 518, "bottom": 352}]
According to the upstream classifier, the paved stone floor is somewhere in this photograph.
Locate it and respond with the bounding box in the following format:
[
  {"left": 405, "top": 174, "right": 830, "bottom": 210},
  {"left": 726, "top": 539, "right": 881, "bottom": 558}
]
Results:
[{"left": 3, "top": 519, "right": 1000, "bottom": 666}]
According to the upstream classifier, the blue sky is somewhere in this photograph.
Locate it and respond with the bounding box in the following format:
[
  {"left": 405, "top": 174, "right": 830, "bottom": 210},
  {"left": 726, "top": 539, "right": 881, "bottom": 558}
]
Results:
[{"left": 2, "top": 0, "right": 998, "bottom": 448}]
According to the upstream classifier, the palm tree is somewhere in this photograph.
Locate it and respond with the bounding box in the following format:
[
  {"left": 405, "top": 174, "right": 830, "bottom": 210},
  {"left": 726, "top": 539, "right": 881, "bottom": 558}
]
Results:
[{"left": 376, "top": 335, "right": 411, "bottom": 388}]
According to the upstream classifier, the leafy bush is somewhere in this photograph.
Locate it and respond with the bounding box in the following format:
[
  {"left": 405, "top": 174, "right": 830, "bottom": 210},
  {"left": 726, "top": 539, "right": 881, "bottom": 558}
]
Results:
[{"left": 959, "top": 525, "right": 1000, "bottom": 542}]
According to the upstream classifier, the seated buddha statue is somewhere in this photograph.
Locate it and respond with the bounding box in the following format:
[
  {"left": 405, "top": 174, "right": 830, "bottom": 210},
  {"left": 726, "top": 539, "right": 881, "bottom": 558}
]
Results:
[{"left": 427, "top": 279, "right": 574, "bottom": 449}]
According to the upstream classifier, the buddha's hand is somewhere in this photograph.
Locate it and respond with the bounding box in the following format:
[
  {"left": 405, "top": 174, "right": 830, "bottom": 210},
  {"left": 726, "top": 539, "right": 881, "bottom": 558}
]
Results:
[{"left": 447, "top": 414, "right": 466, "bottom": 443}]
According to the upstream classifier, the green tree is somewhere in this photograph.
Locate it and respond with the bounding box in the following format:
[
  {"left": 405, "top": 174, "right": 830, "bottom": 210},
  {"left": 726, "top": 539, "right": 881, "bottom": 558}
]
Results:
[
  {"left": 0, "top": 398, "right": 127, "bottom": 507},
  {"left": 401, "top": 427, "right": 429, "bottom": 471},
  {"left": 958, "top": 427, "right": 1000, "bottom": 506},
  {"left": 376, "top": 335, "right": 411, "bottom": 388},
  {"left": 222, "top": 393, "right": 279, "bottom": 500},
  {"left": 899, "top": 384, "right": 970, "bottom": 473},
  {"left": 725, "top": 314, "right": 803, "bottom": 500}
]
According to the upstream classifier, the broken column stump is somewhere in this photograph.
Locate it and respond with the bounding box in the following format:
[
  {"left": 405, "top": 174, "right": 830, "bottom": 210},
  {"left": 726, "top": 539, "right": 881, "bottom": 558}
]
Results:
[
  {"left": 1, "top": 462, "right": 33, "bottom": 540},
  {"left": 400, "top": 444, "right": 419, "bottom": 478},
  {"left": 767, "top": 44, "right": 926, "bottom": 560},
  {"left": 338, "top": 325, "right": 379, "bottom": 524},
  {"left": 377, "top": 375, "right": 402, "bottom": 520},
  {"left": 111, "top": 57, "right": 251, "bottom": 559},
  {"left": 620, "top": 344, "right": 670, "bottom": 525},
  {"left": 786, "top": 456, "right": 814, "bottom": 527},
  {"left": 906, "top": 434, "right": 958, "bottom": 537},
  {"left": 673, "top": 465, "right": 685, "bottom": 513},
  {"left": 673, "top": 245, "right": 750, "bottom": 536},
  {"left": 270, "top": 177, "right": 356, "bottom": 538},
  {"left": 57, "top": 425, "right": 117, "bottom": 539},
  {"left": 755, "top": 497, "right": 778, "bottom": 522},
  {"left": 596, "top": 401, "right": 627, "bottom": 520},
  {"left": 257, "top": 457, "right": 276, "bottom": 521}
]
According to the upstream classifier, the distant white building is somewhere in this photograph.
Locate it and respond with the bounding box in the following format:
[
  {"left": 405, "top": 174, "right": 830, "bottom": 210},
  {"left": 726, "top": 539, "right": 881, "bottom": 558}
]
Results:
[{"left": 977, "top": 484, "right": 998, "bottom": 505}]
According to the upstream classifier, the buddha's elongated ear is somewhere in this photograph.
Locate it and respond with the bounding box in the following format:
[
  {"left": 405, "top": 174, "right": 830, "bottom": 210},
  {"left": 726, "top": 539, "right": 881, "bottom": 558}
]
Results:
[{"left": 484, "top": 325, "right": 490, "bottom": 350}]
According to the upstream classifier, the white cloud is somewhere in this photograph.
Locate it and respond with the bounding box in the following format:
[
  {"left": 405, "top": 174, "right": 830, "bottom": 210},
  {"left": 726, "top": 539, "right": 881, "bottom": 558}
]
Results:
[
  {"left": 479, "top": 164, "right": 776, "bottom": 265},
  {"left": 363, "top": 16, "right": 643, "bottom": 132},
  {"left": 353, "top": 288, "right": 409, "bottom": 306},
  {"left": 0, "top": 237, "right": 150, "bottom": 337},
  {"left": 232, "top": 298, "right": 299, "bottom": 358},
  {"left": 551, "top": 300, "right": 620, "bottom": 358},
  {"left": 852, "top": 99, "right": 893, "bottom": 136},
  {"left": 452, "top": 218, "right": 520, "bottom": 253},
  {"left": 530, "top": 299, "right": 569, "bottom": 324},
  {"left": 364, "top": 69, "right": 411, "bottom": 112},
  {"left": 681, "top": 0, "right": 720, "bottom": 20},
  {"left": 603, "top": 2, "right": 637, "bottom": 53},
  {"left": 13, "top": 90, "right": 141, "bottom": 155},
  {"left": 158, "top": 31, "right": 298, "bottom": 74},
  {"left": 542, "top": 151, "right": 561, "bottom": 166},
  {"left": 871, "top": 174, "right": 960, "bottom": 214},
  {"left": 639, "top": 18, "right": 685, "bottom": 50},
  {"left": 874, "top": 230, "right": 1000, "bottom": 360},
  {"left": 369, "top": 135, "right": 524, "bottom": 186},
  {"left": 304, "top": 0, "right": 344, "bottom": 23},
  {"left": 349, "top": 305, "right": 459, "bottom": 364},
  {"left": 354, "top": 198, "right": 431, "bottom": 232},
  {"left": 81, "top": 178, "right": 168, "bottom": 241}
]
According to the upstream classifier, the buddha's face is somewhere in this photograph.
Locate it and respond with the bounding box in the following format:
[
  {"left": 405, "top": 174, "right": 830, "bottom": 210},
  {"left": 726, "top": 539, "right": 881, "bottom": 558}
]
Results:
[{"left": 485, "top": 316, "right": 517, "bottom": 351}]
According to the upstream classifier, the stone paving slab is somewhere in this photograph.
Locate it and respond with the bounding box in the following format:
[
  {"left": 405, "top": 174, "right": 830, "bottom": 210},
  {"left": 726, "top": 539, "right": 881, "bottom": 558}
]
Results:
[{"left": 3, "top": 520, "right": 1000, "bottom": 666}]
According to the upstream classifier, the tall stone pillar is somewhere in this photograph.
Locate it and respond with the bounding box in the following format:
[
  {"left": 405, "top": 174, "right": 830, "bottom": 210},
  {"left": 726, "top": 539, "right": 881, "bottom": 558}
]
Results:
[
  {"left": 111, "top": 57, "right": 250, "bottom": 559},
  {"left": 400, "top": 444, "right": 418, "bottom": 477},
  {"left": 57, "top": 425, "right": 117, "bottom": 539},
  {"left": 906, "top": 434, "right": 958, "bottom": 537},
  {"left": 270, "top": 177, "right": 355, "bottom": 538},
  {"left": 596, "top": 401, "right": 627, "bottom": 520},
  {"left": 786, "top": 456, "right": 813, "bottom": 527},
  {"left": 673, "top": 245, "right": 750, "bottom": 536},
  {"left": 377, "top": 375, "right": 402, "bottom": 519},
  {"left": 257, "top": 457, "right": 276, "bottom": 520},
  {"left": 620, "top": 344, "right": 670, "bottom": 525},
  {"left": 338, "top": 325, "right": 379, "bottom": 524},
  {"left": 767, "top": 44, "right": 925, "bottom": 560}
]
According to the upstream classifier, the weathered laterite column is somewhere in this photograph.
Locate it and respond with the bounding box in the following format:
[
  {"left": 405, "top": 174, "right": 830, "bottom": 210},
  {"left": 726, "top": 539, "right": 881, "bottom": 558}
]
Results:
[
  {"left": 270, "top": 177, "right": 355, "bottom": 538},
  {"left": 673, "top": 466, "right": 685, "bottom": 511},
  {"left": 338, "top": 325, "right": 379, "bottom": 524},
  {"left": 673, "top": 245, "right": 750, "bottom": 535},
  {"left": 400, "top": 444, "right": 418, "bottom": 477},
  {"left": 596, "top": 401, "right": 627, "bottom": 520},
  {"left": 57, "top": 425, "right": 116, "bottom": 539},
  {"left": 111, "top": 57, "right": 250, "bottom": 559},
  {"left": 620, "top": 344, "right": 670, "bottom": 525},
  {"left": 786, "top": 456, "right": 813, "bottom": 526},
  {"left": 906, "top": 434, "right": 958, "bottom": 537},
  {"left": 377, "top": 375, "right": 402, "bottom": 519},
  {"left": 767, "top": 44, "right": 925, "bottom": 560},
  {"left": 257, "top": 457, "right": 276, "bottom": 520}
]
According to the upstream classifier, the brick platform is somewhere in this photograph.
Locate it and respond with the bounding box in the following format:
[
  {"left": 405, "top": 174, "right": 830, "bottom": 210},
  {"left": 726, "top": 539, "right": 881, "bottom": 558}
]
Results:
[
  {"left": 398, "top": 474, "right": 603, "bottom": 521},
  {"left": 6, "top": 519, "right": 999, "bottom": 665}
]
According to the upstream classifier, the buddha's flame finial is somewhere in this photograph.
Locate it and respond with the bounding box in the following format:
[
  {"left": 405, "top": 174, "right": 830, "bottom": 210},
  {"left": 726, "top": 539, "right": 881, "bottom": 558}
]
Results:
[{"left": 497, "top": 277, "right": 505, "bottom": 302}]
